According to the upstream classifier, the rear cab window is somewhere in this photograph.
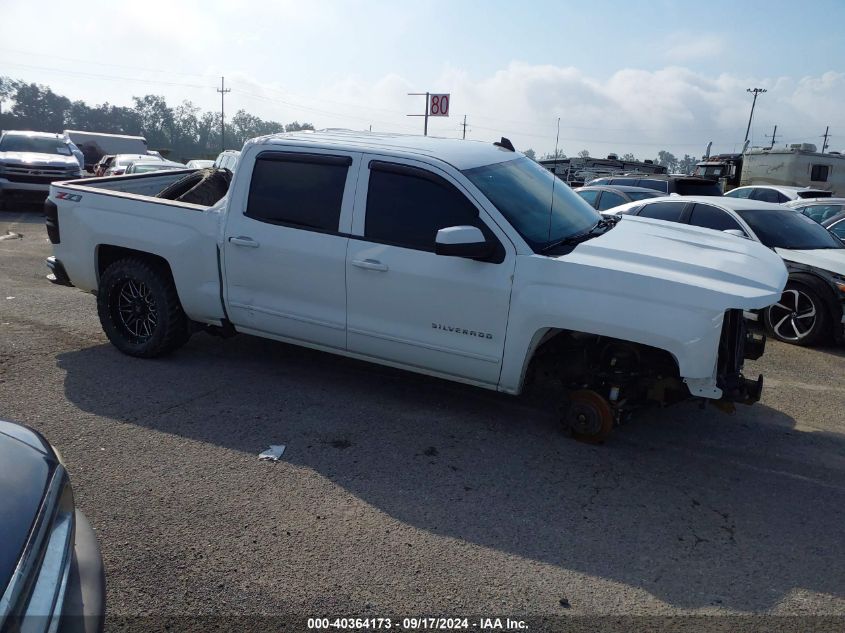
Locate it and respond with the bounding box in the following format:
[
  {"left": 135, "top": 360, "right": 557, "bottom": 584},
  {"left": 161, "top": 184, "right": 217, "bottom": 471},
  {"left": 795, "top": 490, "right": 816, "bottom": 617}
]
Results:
[{"left": 246, "top": 152, "right": 351, "bottom": 232}]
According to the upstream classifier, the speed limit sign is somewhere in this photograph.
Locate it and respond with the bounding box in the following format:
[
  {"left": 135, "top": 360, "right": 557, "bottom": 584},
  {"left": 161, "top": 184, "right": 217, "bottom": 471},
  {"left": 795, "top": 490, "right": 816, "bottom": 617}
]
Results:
[{"left": 428, "top": 94, "right": 450, "bottom": 117}]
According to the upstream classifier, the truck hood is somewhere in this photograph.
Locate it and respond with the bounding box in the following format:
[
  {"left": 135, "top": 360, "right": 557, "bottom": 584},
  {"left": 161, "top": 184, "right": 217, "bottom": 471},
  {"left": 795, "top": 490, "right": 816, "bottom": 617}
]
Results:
[
  {"left": 775, "top": 247, "right": 845, "bottom": 276},
  {"left": 557, "top": 215, "right": 787, "bottom": 310},
  {"left": 0, "top": 151, "right": 79, "bottom": 168}
]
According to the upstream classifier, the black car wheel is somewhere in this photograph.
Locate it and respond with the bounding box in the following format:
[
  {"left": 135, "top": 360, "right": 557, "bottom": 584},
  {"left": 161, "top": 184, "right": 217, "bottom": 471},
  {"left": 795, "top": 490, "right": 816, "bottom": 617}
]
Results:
[
  {"left": 97, "top": 258, "right": 191, "bottom": 357},
  {"left": 765, "top": 280, "right": 829, "bottom": 346}
]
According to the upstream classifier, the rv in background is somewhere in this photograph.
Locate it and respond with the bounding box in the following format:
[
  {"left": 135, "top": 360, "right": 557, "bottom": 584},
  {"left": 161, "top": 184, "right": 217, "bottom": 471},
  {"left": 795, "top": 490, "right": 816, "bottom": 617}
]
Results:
[
  {"left": 539, "top": 153, "right": 667, "bottom": 187},
  {"left": 63, "top": 130, "right": 148, "bottom": 171},
  {"left": 695, "top": 143, "right": 845, "bottom": 195}
]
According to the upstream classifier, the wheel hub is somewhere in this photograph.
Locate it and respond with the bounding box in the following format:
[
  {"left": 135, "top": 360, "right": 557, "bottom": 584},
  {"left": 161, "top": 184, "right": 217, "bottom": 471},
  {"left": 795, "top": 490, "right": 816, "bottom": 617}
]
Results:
[
  {"left": 116, "top": 279, "right": 158, "bottom": 342},
  {"left": 565, "top": 390, "right": 614, "bottom": 442}
]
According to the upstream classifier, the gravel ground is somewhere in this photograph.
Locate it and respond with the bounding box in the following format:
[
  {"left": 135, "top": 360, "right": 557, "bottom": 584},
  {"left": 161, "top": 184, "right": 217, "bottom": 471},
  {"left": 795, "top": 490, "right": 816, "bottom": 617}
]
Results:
[{"left": 1, "top": 206, "right": 844, "bottom": 630}]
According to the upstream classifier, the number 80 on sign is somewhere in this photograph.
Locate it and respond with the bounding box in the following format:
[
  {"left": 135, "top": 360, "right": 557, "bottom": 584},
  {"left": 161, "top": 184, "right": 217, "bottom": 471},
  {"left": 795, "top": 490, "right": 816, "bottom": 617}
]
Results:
[{"left": 428, "top": 94, "right": 450, "bottom": 117}]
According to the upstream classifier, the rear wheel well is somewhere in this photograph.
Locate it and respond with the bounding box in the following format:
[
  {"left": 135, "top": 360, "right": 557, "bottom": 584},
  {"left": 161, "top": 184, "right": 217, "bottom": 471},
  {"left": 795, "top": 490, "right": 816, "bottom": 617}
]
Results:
[{"left": 96, "top": 245, "right": 177, "bottom": 293}]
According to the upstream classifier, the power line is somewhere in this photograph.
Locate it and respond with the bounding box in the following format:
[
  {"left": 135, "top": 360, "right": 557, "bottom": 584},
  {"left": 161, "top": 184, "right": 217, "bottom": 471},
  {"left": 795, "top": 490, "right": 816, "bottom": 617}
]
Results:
[{"left": 765, "top": 124, "right": 778, "bottom": 149}]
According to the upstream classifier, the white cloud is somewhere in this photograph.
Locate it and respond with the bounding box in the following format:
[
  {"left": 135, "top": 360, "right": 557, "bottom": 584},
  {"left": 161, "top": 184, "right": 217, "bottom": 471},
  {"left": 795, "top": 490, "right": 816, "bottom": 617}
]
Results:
[{"left": 665, "top": 32, "right": 727, "bottom": 62}]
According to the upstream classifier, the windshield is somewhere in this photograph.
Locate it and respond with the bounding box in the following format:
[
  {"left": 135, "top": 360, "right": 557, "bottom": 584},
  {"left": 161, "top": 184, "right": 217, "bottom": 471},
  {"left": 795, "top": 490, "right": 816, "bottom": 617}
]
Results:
[
  {"left": 463, "top": 157, "right": 601, "bottom": 251},
  {"left": 737, "top": 208, "right": 844, "bottom": 250},
  {"left": 694, "top": 165, "right": 724, "bottom": 177},
  {"left": 0, "top": 135, "right": 72, "bottom": 155}
]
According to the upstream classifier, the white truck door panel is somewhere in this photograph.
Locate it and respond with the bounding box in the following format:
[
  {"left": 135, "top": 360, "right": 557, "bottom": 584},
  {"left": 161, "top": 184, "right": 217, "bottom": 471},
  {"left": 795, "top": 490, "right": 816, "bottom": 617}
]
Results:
[
  {"left": 223, "top": 150, "right": 360, "bottom": 349},
  {"left": 346, "top": 159, "right": 514, "bottom": 385}
]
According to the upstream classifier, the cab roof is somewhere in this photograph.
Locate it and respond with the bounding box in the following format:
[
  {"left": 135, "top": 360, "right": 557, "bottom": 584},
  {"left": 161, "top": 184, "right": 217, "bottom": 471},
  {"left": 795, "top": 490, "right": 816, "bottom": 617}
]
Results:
[{"left": 251, "top": 129, "right": 522, "bottom": 171}]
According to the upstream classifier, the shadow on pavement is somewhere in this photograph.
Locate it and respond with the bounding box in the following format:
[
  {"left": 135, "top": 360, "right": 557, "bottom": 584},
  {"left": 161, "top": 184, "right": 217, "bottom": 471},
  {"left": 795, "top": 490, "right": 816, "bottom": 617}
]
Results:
[{"left": 57, "top": 333, "right": 845, "bottom": 611}]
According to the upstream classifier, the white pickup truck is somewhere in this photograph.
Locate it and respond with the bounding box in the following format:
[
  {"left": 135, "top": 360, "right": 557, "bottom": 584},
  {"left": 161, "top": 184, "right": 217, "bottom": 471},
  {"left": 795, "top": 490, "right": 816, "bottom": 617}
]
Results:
[{"left": 46, "top": 131, "right": 787, "bottom": 441}]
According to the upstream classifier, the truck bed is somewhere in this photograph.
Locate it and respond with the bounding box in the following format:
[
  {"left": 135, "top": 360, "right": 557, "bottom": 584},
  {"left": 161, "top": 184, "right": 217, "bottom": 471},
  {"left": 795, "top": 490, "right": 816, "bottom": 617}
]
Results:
[{"left": 48, "top": 170, "right": 228, "bottom": 326}]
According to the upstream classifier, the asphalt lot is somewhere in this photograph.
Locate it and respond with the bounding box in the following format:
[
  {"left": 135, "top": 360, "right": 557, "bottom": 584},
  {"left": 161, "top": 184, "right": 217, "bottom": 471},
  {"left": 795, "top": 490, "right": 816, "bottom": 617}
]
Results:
[{"left": 1, "top": 206, "right": 845, "bottom": 628}]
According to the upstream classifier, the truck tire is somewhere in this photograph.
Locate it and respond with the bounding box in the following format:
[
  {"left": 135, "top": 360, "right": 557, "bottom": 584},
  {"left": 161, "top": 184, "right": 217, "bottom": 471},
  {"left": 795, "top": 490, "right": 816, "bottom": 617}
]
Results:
[
  {"left": 97, "top": 258, "right": 191, "bottom": 358},
  {"left": 764, "top": 278, "right": 830, "bottom": 347},
  {"left": 156, "top": 168, "right": 231, "bottom": 206}
]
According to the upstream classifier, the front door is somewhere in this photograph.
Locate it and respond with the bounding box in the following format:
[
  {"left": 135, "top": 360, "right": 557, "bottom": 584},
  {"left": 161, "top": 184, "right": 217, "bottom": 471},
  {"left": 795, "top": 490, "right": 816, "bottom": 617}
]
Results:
[
  {"left": 223, "top": 150, "right": 360, "bottom": 350},
  {"left": 346, "top": 158, "right": 515, "bottom": 386}
]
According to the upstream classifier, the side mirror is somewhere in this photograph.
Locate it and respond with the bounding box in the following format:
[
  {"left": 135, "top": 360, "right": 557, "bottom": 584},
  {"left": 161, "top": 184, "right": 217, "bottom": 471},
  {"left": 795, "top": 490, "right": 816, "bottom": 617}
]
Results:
[
  {"left": 723, "top": 228, "right": 749, "bottom": 239},
  {"left": 435, "top": 226, "right": 492, "bottom": 259}
]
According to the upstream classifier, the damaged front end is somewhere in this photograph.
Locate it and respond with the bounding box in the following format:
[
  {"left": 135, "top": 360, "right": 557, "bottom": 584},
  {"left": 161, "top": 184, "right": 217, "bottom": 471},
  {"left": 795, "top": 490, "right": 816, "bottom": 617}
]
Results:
[{"left": 714, "top": 308, "right": 767, "bottom": 408}]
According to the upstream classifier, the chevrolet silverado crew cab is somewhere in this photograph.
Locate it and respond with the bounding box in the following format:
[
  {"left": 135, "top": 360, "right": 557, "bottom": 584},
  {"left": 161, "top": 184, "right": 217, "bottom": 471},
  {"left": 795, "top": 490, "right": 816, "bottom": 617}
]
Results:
[
  {"left": 45, "top": 131, "right": 787, "bottom": 441},
  {"left": 0, "top": 131, "right": 84, "bottom": 208}
]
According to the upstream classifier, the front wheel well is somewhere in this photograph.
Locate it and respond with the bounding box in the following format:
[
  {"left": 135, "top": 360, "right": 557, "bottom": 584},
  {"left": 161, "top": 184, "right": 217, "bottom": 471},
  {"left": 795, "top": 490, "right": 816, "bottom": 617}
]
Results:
[{"left": 521, "top": 328, "right": 685, "bottom": 407}]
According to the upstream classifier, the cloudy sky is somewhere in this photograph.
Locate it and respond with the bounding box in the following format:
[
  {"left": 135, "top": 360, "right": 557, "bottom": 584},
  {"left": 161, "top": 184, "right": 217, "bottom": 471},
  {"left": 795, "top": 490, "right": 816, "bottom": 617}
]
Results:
[{"left": 3, "top": 0, "right": 844, "bottom": 159}]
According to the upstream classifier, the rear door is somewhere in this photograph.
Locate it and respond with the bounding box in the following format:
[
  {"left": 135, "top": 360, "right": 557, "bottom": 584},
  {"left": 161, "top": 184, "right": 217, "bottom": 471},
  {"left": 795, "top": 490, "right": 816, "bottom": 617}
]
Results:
[
  {"left": 223, "top": 150, "right": 360, "bottom": 349},
  {"left": 346, "top": 157, "right": 515, "bottom": 386}
]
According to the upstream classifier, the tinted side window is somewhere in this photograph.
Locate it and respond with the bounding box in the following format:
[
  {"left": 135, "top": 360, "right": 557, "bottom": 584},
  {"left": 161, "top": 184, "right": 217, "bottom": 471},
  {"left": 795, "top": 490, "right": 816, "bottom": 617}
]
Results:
[
  {"left": 637, "top": 201, "right": 687, "bottom": 222},
  {"left": 576, "top": 190, "right": 599, "bottom": 207},
  {"left": 811, "top": 164, "right": 830, "bottom": 182},
  {"left": 689, "top": 204, "right": 742, "bottom": 232},
  {"left": 637, "top": 179, "right": 669, "bottom": 193},
  {"left": 246, "top": 153, "right": 350, "bottom": 232},
  {"left": 365, "top": 163, "right": 482, "bottom": 251},
  {"left": 610, "top": 178, "right": 637, "bottom": 186},
  {"left": 750, "top": 188, "right": 779, "bottom": 203},
  {"left": 830, "top": 220, "right": 845, "bottom": 239},
  {"left": 597, "top": 191, "right": 626, "bottom": 210}
]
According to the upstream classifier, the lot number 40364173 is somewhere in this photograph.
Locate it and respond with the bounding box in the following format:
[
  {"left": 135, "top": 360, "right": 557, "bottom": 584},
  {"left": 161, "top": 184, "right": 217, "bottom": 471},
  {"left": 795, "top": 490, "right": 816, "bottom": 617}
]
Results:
[{"left": 429, "top": 93, "right": 450, "bottom": 117}]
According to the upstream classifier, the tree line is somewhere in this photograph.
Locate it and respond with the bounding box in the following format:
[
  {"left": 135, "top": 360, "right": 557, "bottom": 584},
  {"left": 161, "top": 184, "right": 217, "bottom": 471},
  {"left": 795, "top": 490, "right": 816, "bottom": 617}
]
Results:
[{"left": 0, "top": 77, "right": 313, "bottom": 161}]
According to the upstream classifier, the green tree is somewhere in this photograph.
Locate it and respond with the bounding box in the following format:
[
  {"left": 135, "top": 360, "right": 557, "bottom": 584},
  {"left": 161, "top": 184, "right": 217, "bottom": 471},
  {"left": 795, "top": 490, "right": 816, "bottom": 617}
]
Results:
[
  {"left": 656, "top": 150, "right": 679, "bottom": 172},
  {"left": 285, "top": 121, "right": 315, "bottom": 132},
  {"left": 523, "top": 148, "right": 536, "bottom": 160},
  {"left": 577, "top": 149, "right": 590, "bottom": 158},
  {"left": 621, "top": 153, "right": 637, "bottom": 162},
  {"left": 10, "top": 82, "right": 71, "bottom": 131},
  {"left": 678, "top": 154, "right": 698, "bottom": 175}
]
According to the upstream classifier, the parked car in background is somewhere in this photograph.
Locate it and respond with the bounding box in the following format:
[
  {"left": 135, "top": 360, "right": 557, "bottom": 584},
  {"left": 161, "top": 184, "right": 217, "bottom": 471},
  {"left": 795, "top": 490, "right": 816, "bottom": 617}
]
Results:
[
  {"left": 822, "top": 212, "right": 845, "bottom": 242},
  {"left": 784, "top": 198, "right": 845, "bottom": 223},
  {"left": 606, "top": 196, "right": 845, "bottom": 346},
  {"left": 93, "top": 155, "right": 115, "bottom": 178},
  {"left": 213, "top": 150, "right": 240, "bottom": 171},
  {"left": 574, "top": 185, "right": 661, "bottom": 211},
  {"left": 0, "top": 419, "right": 105, "bottom": 632},
  {"left": 185, "top": 159, "right": 214, "bottom": 169},
  {"left": 586, "top": 174, "right": 723, "bottom": 196},
  {"left": 63, "top": 130, "right": 148, "bottom": 172},
  {"left": 724, "top": 185, "right": 832, "bottom": 203},
  {"left": 125, "top": 160, "right": 186, "bottom": 174},
  {"left": 0, "top": 131, "right": 84, "bottom": 208},
  {"left": 104, "top": 154, "right": 164, "bottom": 176}
]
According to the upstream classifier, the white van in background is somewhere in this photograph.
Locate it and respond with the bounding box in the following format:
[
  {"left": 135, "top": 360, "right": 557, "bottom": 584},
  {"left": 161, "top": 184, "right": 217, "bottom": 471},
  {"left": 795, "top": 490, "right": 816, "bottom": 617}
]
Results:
[{"left": 63, "top": 130, "right": 148, "bottom": 171}]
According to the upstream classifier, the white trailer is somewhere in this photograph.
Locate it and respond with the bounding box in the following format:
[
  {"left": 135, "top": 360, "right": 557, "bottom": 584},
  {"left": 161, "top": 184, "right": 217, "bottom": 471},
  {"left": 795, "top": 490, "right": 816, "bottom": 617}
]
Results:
[
  {"left": 739, "top": 144, "right": 845, "bottom": 195},
  {"left": 63, "top": 130, "right": 148, "bottom": 171}
]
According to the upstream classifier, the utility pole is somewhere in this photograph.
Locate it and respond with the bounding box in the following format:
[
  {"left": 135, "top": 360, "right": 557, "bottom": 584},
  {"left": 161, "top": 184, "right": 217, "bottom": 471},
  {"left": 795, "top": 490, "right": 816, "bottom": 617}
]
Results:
[
  {"left": 217, "top": 76, "right": 231, "bottom": 151},
  {"left": 765, "top": 124, "right": 778, "bottom": 149},
  {"left": 460, "top": 115, "right": 469, "bottom": 140},
  {"left": 743, "top": 88, "right": 767, "bottom": 145},
  {"left": 407, "top": 92, "right": 431, "bottom": 136},
  {"left": 821, "top": 126, "right": 831, "bottom": 153}
]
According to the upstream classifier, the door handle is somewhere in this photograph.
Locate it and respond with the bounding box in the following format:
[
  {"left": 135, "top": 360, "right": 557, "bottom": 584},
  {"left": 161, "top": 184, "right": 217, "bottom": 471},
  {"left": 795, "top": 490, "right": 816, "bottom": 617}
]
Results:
[
  {"left": 229, "top": 236, "right": 260, "bottom": 248},
  {"left": 351, "top": 258, "right": 388, "bottom": 272}
]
